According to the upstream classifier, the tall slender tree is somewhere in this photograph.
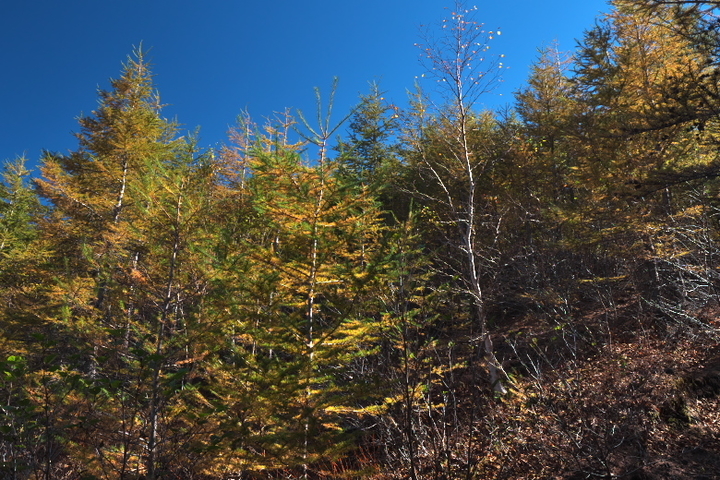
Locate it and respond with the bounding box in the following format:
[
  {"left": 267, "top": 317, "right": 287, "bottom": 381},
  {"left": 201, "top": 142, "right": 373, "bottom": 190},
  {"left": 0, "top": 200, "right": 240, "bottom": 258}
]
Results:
[
  {"left": 408, "top": 0, "right": 507, "bottom": 392},
  {"left": 0, "top": 157, "right": 46, "bottom": 353},
  {"left": 208, "top": 121, "right": 388, "bottom": 477}
]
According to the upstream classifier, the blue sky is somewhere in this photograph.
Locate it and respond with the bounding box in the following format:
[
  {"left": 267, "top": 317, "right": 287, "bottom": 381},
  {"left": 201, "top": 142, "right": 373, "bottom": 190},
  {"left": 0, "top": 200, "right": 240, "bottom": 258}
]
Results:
[{"left": 1, "top": 1, "right": 609, "bottom": 168}]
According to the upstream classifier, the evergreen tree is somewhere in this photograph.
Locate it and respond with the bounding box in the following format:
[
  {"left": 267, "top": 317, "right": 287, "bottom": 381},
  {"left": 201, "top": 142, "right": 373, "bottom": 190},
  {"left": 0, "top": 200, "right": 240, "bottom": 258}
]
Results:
[
  {"left": 515, "top": 44, "right": 578, "bottom": 203},
  {"left": 0, "top": 157, "right": 46, "bottom": 354},
  {"left": 405, "top": 0, "right": 508, "bottom": 394},
  {"left": 336, "top": 83, "right": 401, "bottom": 189}
]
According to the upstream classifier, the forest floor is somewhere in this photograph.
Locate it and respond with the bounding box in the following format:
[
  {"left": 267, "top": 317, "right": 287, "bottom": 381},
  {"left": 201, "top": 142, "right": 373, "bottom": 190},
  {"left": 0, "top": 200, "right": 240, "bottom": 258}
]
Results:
[{"left": 490, "top": 295, "right": 720, "bottom": 479}]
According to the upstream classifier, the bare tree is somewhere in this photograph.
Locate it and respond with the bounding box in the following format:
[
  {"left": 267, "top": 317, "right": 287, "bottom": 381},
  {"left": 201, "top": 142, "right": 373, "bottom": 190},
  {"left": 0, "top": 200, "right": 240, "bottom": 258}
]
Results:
[{"left": 409, "top": 0, "right": 507, "bottom": 392}]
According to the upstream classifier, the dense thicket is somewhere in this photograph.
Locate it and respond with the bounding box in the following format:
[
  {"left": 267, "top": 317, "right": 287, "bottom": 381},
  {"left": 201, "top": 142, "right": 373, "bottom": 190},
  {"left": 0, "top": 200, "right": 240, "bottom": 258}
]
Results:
[{"left": 3, "top": 1, "right": 720, "bottom": 478}]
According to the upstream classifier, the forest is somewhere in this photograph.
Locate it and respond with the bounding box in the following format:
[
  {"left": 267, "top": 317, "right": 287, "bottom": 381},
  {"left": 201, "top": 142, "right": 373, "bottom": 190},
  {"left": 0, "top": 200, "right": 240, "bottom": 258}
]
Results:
[{"left": 2, "top": 0, "right": 720, "bottom": 478}]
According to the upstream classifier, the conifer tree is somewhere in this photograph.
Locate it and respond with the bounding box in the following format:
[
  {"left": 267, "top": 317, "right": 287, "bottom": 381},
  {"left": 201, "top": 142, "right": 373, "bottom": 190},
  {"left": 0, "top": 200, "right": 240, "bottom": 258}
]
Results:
[
  {"left": 0, "top": 157, "right": 46, "bottom": 354},
  {"left": 31, "top": 49, "right": 227, "bottom": 479},
  {"left": 515, "top": 44, "right": 579, "bottom": 204},
  {"left": 34, "top": 48, "right": 177, "bottom": 362},
  {"left": 336, "top": 83, "right": 401, "bottom": 189},
  {"left": 369, "top": 210, "right": 454, "bottom": 480},
  {"left": 0, "top": 158, "right": 50, "bottom": 480},
  {"left": 544, "top": 1, "right": 720, "bottom": 329},
  {"left": 210, "top": 123, "right": 386, "bottom": 477},
  {"left": 35, "top": 48, "right": 179, "bottom": 330}
]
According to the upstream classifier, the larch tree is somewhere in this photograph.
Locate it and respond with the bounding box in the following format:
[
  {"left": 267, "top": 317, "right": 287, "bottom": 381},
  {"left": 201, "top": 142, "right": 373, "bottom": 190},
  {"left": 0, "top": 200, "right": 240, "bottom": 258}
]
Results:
[
  {"left": 207, "top": 120, "right": 388, "bottom": 478},
  {"left": 31, "top": 48, "right": 182, "bottom": 478},
  {"left": 35, "top": 48, "right": 179, "bottom": 341},
  {"left": 0, "top": 157, "right": 47, "bottom": 354},
  {"left": 0, "top": 157, "right": 50, "bottom": 480},
  {"left": 515, "top": 43, "right": 579, "bottom": 205},
  {"left": 32, "top": 49, "right": 224, "bottom": 479},
  {"left": 568, "top": 2, "right": 717, "bottom": 250},
  {"left": 536, "top": 0, "right": 720, "bottom": 338}
]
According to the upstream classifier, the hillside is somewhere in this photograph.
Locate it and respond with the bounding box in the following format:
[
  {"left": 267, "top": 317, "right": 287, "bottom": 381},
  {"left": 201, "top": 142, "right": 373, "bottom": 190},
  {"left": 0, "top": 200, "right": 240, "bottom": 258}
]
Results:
[{"left": 3, "top": 1, "right": 720, "bottom": 479}]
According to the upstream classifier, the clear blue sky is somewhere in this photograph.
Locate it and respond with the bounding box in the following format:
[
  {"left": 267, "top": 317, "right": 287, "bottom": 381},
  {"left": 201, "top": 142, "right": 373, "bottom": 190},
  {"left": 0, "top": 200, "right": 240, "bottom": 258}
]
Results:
[{"left": 1, "top": 0, "right": 609, "bottom": 169}]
